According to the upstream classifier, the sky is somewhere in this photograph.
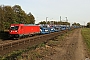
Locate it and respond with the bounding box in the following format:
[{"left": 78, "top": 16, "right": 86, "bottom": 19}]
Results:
[{"left": 0, "top": 0, "right": 90, "bottom": 25}]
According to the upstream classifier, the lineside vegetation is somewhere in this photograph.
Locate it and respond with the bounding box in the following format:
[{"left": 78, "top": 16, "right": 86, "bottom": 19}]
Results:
[{"left": 81, "top": 28, "right": 90, "bottom": 52}]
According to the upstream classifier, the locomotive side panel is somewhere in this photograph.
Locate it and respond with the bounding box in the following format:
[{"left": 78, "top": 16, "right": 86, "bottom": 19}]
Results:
[
  {"left": 9, "top": 24, "right": 40, "bottom": 38},
  {"left": 22, "top": 25, "right": 40, "bottom": 35}
]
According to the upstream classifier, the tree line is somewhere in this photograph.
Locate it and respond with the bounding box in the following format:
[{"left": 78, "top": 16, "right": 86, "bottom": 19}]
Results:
[
  {"left": 39, "top": 21, "right": 70, "bottom": 25},
  {"left": 2, "top": 5, "right": 89, "bottom": 31},
  {"left": 87, "top": 22, "right": 90, "bottom": 28},
  {"left": 0, "top": 5, "right": 35, "bottom": 31}
]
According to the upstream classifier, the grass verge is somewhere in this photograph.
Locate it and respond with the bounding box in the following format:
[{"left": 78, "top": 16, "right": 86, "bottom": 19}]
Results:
[{"left": 81, "top": 28, "right": 90, "bottom": 53}]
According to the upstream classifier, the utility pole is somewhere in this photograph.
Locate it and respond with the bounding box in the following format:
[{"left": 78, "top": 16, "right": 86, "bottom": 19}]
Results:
[
  {"left": 65, "top": 17, "right": 68, "bottom": 28},
  {"left": 50, "top": 18, "right": 53, "bottom": 25},
  {"left": 60, "top": 16, "right": 61, "bottom": 22},
  {"left": 60, "top": 16, "right": 61, "bottom": 25},
  {"left": 46, "top": 17, "right": 48, "bottom": 24},
  {"left": 65, "top": 17, "right": 68, "bottom": 22}
]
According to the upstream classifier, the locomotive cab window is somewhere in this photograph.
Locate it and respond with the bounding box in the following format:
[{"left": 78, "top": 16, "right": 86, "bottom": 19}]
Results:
[{"left": 10, "top": 26, "right": 19, "bottom": 30}]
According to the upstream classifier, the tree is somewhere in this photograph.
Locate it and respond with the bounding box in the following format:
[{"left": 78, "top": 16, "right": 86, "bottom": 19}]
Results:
[
  {"left": 0, "top": 5, "right": 5, "bottom": 31},
  {"left": 39, "top": 21, "right": 46, "bottom": 24},
  {"left": 27, "top": 12, "right": 35, "bottom": 24},
  {"left": 72, "top": 22, "right": 80, "bottom": 26},
  {"left": 76, "top": 23, "right": 80, "bottom": 26},
  {"left": 0, "top": 5, "right": 36, "bottom": 30},
  {"left": 4, "top": 6, "right": 16, "bottom": 29},
  {"left": 72, "top": 22, "right": 81, "bottom": 28},
  {"left": 72, "top": 22, "right": 77, "bottom": 26},
  {"left": 13, "top": 5, "right": 27, "bottom": 24},
  {"left": 87, "top": 22, "right": 90, "bottom": 28}
]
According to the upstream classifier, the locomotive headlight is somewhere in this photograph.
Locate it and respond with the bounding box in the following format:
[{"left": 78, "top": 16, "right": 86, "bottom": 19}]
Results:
[
  {"left": 11, "top": 31, "right": 12, "bottom": 32},
  {"left": 15, "top": 31, "right": 17, "bottom": 32}
]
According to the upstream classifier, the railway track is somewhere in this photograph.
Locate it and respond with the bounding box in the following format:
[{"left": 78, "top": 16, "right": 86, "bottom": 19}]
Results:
[{"left": 0, "top": 30, "right": 68, "bottom": 56}]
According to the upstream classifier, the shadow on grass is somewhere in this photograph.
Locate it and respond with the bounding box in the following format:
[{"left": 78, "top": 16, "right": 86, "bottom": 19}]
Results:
[{"left": 0, "top": 31, "right": 9, "bottom": 40}]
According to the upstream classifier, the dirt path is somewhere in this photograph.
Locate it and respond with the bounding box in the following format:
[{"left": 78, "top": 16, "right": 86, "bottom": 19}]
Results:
[{"left": 43, "top": 29, "right": 88, "bottom": 60}]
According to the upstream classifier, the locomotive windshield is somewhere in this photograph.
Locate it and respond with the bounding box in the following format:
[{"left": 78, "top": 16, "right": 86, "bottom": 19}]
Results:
[{"left": 10, "top": 26, "right": 19, "bottom": 30}]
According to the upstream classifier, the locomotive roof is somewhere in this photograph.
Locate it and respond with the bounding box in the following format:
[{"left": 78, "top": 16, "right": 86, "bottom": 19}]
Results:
[
  {"left": 11, "top": 24, "right": 39, "bottom": 26},
  {"left": 24, "top": 24, "right": 37, "bottom": 26}
]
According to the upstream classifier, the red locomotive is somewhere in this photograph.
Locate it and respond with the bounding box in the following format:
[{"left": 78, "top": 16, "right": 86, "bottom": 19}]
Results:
[{"left": 9, "top": 24, "right": 40, "bottom": 39}]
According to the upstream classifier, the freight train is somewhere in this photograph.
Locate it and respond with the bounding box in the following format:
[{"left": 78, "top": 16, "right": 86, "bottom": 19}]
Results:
[
  {"left": 9, "top": 24, "right": 78, "bottom": 39},
  {"left": 9, "top": 24, "right": 51, "bottom": 39}
]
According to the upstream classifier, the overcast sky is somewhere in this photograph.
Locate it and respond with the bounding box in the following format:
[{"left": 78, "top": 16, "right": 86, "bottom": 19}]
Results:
[{"left": 0, "top": 0, "right": 90, "bottom": 25}]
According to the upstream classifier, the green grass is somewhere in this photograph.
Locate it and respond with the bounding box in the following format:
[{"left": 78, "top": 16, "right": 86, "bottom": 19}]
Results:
[{"left": 81, "top": 28, "right": 90, "bottom": 52}]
